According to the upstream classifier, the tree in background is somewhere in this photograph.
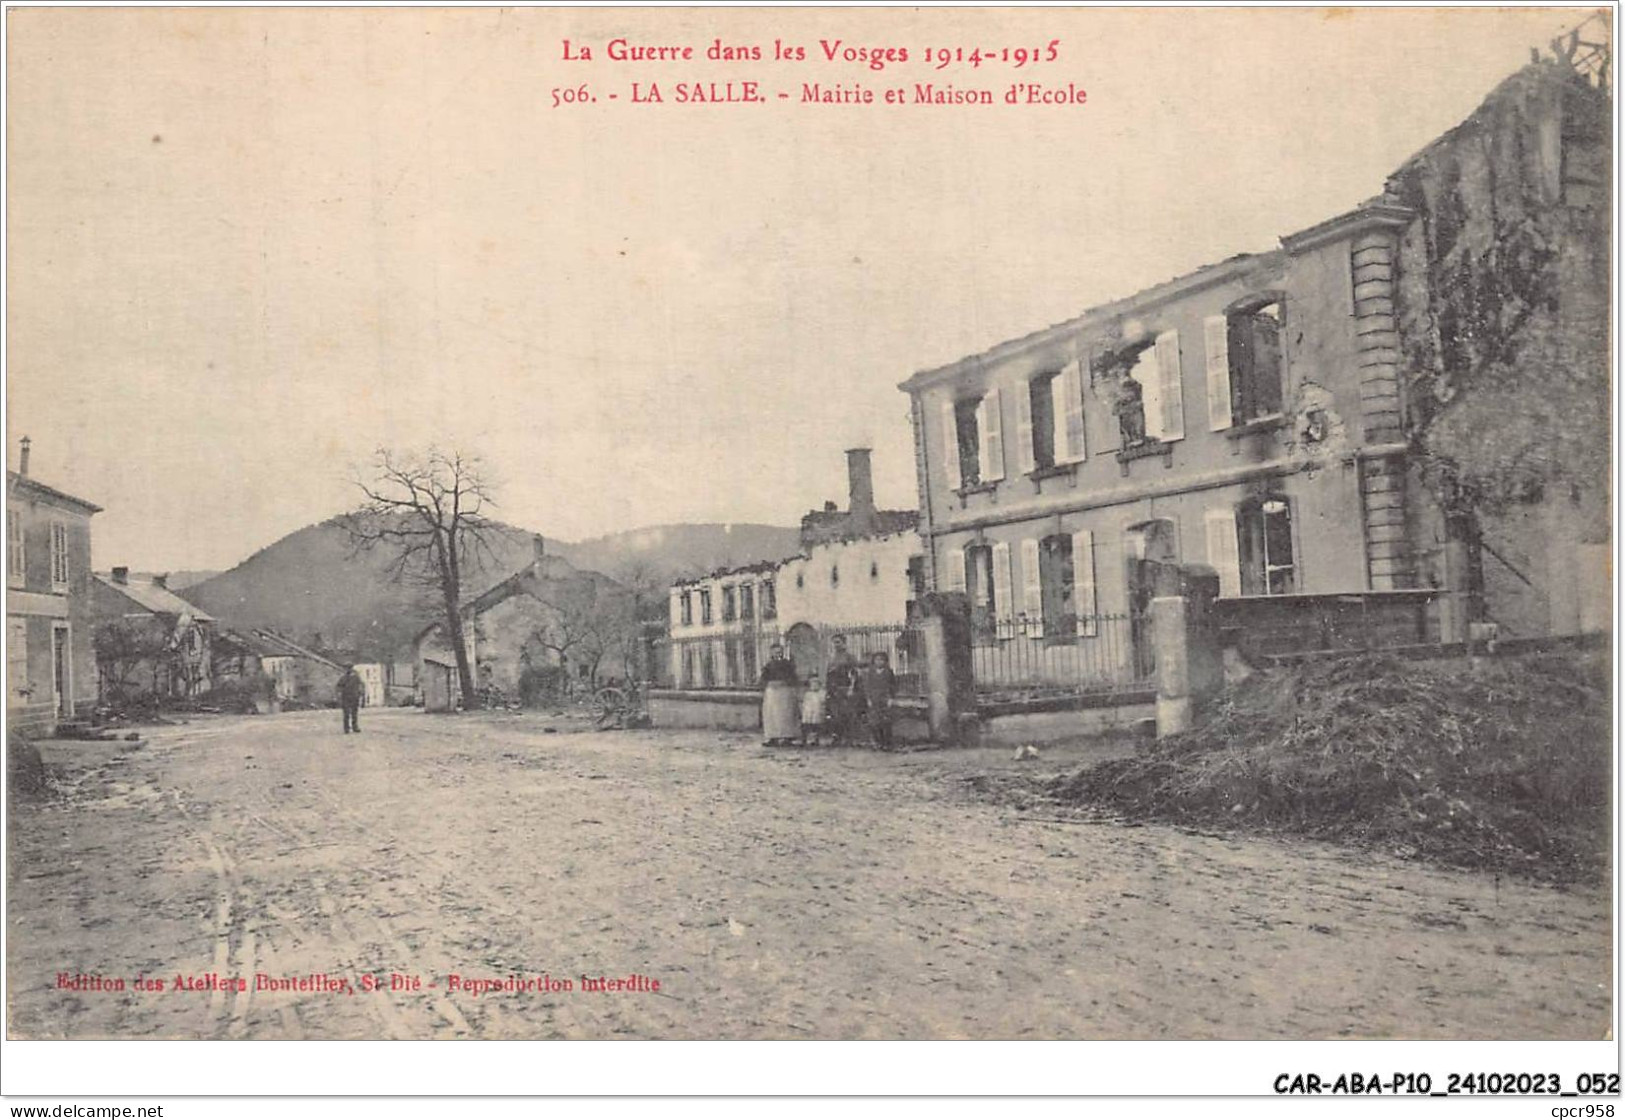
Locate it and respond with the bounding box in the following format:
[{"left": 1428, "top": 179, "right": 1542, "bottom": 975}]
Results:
[
  {"left": 93, "top": 620, "right": 172, "bottom": 703},
  {"left": 341, "top": 447, "right": 498, "bottom": 709}
]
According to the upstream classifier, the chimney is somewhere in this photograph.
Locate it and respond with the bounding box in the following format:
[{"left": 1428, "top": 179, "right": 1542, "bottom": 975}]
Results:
[
  {"left": 152, "top": 573, "right": 168, "bottom": 590},
  {"left": 111, "top": 566, "right": 129, "bottom": 586},
  {"left": 845, "top": 448, "right": 876, "bottom": 524},
  {"left": 532, "top": 535, "right": 546, "bottom": 570},
  {"left": 18, "top": 436, "right": 30, "bottom": 477}
]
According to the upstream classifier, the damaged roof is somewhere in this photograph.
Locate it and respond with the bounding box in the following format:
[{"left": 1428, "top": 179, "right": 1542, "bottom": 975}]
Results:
[{"left": 94, "top": 574, "right": 215, "bottom": 621}]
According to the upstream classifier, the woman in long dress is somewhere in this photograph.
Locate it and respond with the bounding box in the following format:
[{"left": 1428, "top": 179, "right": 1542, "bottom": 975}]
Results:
[{"left": 758, "top": 643, "right": 801, "bottom": 746}]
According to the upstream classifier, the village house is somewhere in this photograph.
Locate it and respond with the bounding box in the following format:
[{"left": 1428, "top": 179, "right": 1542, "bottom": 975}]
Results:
[
  {"left": 415, "top": 536, "right": 630, "bottom": 711},
  {"left": 6, "top": 437, "right": 101, "bottom": 734},
  {"left": 89, "top": 568, "right": 216, "bottom": 701},
  {"left": 666, "top": 449, "right": 922, "bottom": 687},
  {"left": 898, "top": 58, "right": 1609, "bottom": 687}
]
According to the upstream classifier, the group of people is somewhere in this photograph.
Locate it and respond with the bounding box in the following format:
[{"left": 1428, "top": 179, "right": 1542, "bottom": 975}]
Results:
[{"left": 758, "top": 634, "right": 897, "bottom": 749}]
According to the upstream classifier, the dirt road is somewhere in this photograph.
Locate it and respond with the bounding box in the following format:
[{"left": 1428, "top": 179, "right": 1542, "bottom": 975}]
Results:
[{"left": 6, "top": 709, "right": 1611, "bottom": 1039}]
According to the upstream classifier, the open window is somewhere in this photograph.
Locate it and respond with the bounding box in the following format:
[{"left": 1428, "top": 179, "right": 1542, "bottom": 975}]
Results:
[
  {"left": 699, "top": 588, "right": 713, "bottom": 625},
  {"left": 941, "top": 390, "right": 1005, "bottom": 491},
  {"left": 1205, "top": 296, "right": 1285, "bottom": 430},
  {"left": 1027, "top": 372, "right": 1058, "bottom": 470},
  {"left": 680, "top": 592, "right": 693, "bottom": 627},
  {"left": 965, "top": 543, "right": 996, "bottom": 643},
  {"left": 1018, "top": 362, "right": 1088, "bottom": 473},
  {"left": 1111, "top": 332, "right": 1184, "bottom": 448},
  {"left": 740, "top": 583, "right": 755, "bottom": 621},
  {"left": 721, "top": 585, "right": 737, "bottom": 623},
  {"left": 1237, "top": 496, "right": 1297, "bottom": 595},
  {"left": 760, "top": 578, "right": 777, "bottom": 620},
  {"left": 1038, "top": 534, "right": 1075, "bottom": 639}
]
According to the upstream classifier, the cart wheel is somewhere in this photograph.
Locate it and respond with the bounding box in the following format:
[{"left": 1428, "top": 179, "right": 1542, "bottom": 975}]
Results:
[{"left": 592, "top": 687, "right": 626, "bottom": 726}]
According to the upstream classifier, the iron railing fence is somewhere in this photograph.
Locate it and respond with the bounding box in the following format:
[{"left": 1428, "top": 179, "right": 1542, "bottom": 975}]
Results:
[
  {"left": 969, "top": 611, "right": 1155, "bottom": 700},
  {"left": 652, "top": 621, "right": 926, "bottom": 697}
]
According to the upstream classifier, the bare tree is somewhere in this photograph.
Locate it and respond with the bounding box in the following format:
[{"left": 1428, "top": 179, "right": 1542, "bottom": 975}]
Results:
[
  {"left": 610, "top": 558, "right": 667, "bottom": 682},
  {"left": 341, "top": 447, "right": 498, "bottom": 708},
  {"left": 527, "top": 578, "right": 639, "bottom": 689}
]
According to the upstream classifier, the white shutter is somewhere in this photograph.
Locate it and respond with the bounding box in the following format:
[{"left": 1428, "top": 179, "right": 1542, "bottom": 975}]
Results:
[
  {"left": 1205, "top": 508, "right": 1241, "bottom": 598},
  {"left": 1056, "top": 360, "right": 1087, "bottom": 463},
  {"left": 991, "top": 541, "right": 1014, "bottom": 640},
  {"left": 940, "top": 399, "right": 962, "bottom": 491},
  {"left": 1156, "top": 330, "right": 1185, "bottom": 441},
  {"left": 942, "top": 544, "right": 967, "bottom": 593},
  {"left": 981, "top": 388, "right": 1005, "bottom": 482},
  {"left": 1020, "top": 538, "right": 1044, "bottom": 637},
  {"left": 1204, "top": 315, "right": 1233, "bottom": 431},
  {"left": 1072, "top": 529, "right": 1097, "bottom": 637},
  {"left": 1015, "top": 381, "right": 1036, "bottom": 474}
]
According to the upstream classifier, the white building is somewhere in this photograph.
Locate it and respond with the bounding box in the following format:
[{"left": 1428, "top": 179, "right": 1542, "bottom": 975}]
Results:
[{"left": 666, "top": 450, "right": 922, "bottom": 688}]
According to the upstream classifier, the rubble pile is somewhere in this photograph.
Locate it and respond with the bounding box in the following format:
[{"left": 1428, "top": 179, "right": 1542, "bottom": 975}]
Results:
[{"left": 1051, "top": 650, "right": 1610, "bottom": 881}]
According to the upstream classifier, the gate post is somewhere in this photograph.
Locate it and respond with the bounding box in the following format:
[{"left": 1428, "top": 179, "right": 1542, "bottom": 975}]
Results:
[
  {"left": 1151, "top": 566, "right": 1222, "bottom": 739},
  {"left": 915, "top": 592, "right": 973, "bottom": 743}
]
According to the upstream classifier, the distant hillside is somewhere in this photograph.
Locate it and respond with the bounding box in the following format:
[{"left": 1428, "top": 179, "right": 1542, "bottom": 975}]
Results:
[
  {"left": 555, "top": 523, "right": 802, "bottom": 584},
  {"left": 179, "top": 518, "right": 800, "bottom": 660}
]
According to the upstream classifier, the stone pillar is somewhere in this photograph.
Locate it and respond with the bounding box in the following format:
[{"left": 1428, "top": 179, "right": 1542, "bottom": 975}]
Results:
[
  {"left": 1151, "top": 596, "right": 1194, "bottom": 737},
  {"left": 1151, "top": 566, "right": 1223, "bottom": 740},
  {"left": 1435, "top": 538, "right": 1472, "bottom": 645},
  {"left": 914, "top": 591, "right": 973, "bottom": 743}
]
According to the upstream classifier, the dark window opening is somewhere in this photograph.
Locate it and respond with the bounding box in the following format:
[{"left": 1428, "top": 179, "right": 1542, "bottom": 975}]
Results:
[
  {"left": 1039, "top": 534, "right": 1075, "bottom": 640},
  {"left": 761, "top": 579, "right": 777, "bottom": 619},
  {"left": 699, "top": 589, "right": 713, "bottom": 625},
  {"left": 1238, "top": 497, "right": 1296, "bottom": 595},
  {"left": 1029, "top": 371, "right": 1059, "bottom": 469},
  {"left": 831, "top": 564, "right": 840, "bottom": 588},
  {"left": 721, "top": 586, "right": 737, "bottom": 623},
  {"left": 965, "top": 544, "right": 996, "bottom": 644},
  {"left": 741, "top": 583, "right": 755, "bottom": 620},
  {"left": 680, "top": 592, "right": 693, "bottom": 627},
  {"left": 954, "top": 397, "right": 982, "bottom": 486},
  {"left": 1229, "top": 300, "right": 1284, "bottom": 423},
  {"left": 1111, "top": 341, "right": 1157, "bottom": 448}
]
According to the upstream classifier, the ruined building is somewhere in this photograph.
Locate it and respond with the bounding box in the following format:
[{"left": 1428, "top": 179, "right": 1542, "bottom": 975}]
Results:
[{"left": 898, "top": 56, "right": 1609, "bottom": 665}]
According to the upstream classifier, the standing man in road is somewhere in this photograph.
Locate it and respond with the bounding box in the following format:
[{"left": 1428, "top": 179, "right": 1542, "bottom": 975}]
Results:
[
  {"left": 824, "top": 634, "right": 862, "bottom": 746},
  {"left": 338, "top": 664, "right": 365, "bottom": 734}
]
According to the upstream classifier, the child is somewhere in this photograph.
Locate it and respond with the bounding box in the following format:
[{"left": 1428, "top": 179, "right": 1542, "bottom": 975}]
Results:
[
  {"left": 799, "top": 673, "right": 827, "bottom": 746},
  {"left": 859, "top": 652, "right": 897, "bottom": 749}
]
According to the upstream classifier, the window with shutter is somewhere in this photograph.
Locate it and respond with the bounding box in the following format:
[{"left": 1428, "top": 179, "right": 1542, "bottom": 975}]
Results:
[
  {"left": 50, "top": 522, "right": 68, "bottom": 587},
  {"left": 980, "top": 388, "right": 1005, "bottom": 482},
  {"left": 1020, "top": 538, "right": 1044, "bottom": 637},
  {"left": 1016, "top": 379, "right": 1037, "bottom": 473},
  {"left": 1204, "top": 508, "right": 1242, "bottom": 598},
  {"left": 7, "top": 619, "right": 27, "bottom": 704},
  {"left": 941, "top": 545, "right": 967, "bottom": 593},
  {"left": 6, "top": 508, "right": 23, "bottom": 584},
  {"left": 991, "top": 541, "right": 1014, "bottom": 640},
  {"left": 1155, "top": 330, "right": 1185, "bottom": 441},
  {"left": 1036, "top": 535, "right": 1076, "bottom": 640},
  {"left": 1072, "top": 529, "right": 1097, "bottom": 636},
  {"left": 1204, "top": 315, "right": 1233, "bottom": 431},
  {"left": 1056, "top": 361, "right": 1087, "bottom": 463},
  {"left": 940, "top": 398, "right": 962, "bottom": 490}
]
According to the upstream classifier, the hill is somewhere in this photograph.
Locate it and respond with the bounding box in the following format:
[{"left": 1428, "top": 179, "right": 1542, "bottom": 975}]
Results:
[{"left": 179, "top": 518, "right": 800, "bottom": 660}]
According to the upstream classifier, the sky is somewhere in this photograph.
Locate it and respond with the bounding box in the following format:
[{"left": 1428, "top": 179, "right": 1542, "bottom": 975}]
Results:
[{"left": 4, "top": 5, "right": 1594, "bottom": 571}]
